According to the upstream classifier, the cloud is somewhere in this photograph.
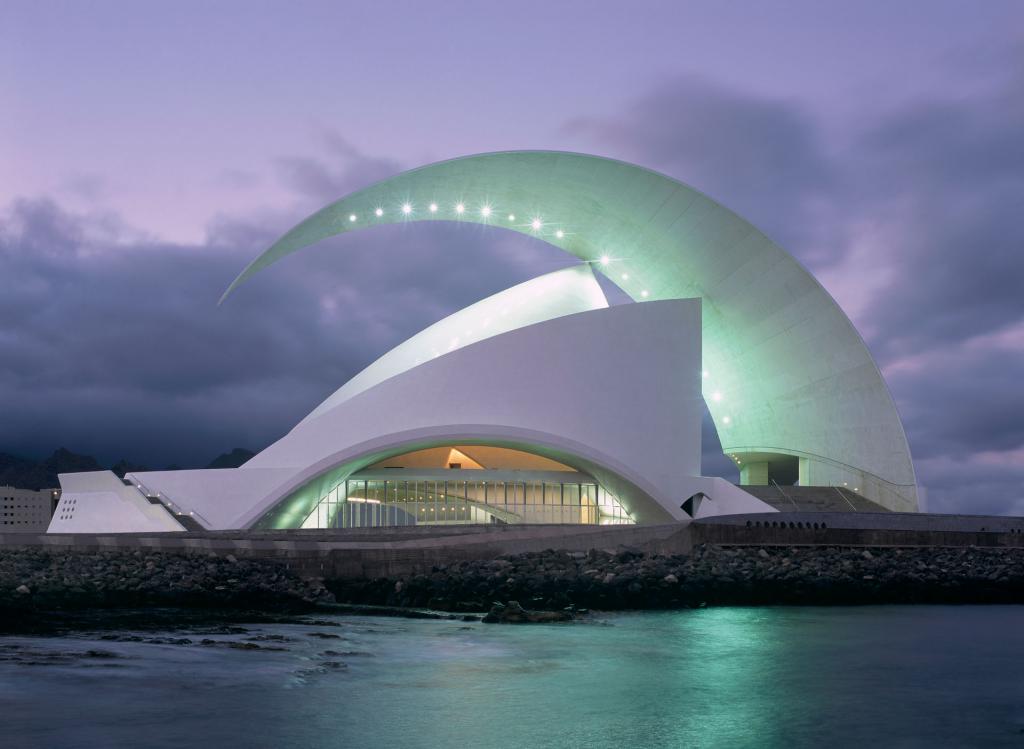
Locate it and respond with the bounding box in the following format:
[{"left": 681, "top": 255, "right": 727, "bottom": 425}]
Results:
[
  {"left": 0, "top": 145, "right": 575, "bottom": 467},
  {"left": 570, "top": 69, "right": 1024, "bottom": 513},
  {"left": 565, "top": 75, "right": 837, "bottom": 257},
  {"left": 852, "top": 74, "right": 1024, "bottom": 359}
]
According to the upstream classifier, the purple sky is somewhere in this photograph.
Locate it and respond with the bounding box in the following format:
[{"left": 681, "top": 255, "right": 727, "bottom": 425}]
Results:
[{"left": 2, "top": 1, "right": 1023, "bottom": 514}]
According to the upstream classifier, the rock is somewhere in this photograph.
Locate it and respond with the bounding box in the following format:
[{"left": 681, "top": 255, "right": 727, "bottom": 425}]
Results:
[
  {"left": 226, "top": 554, "right": 238, "bottom": 564},
  {"left": 15, "top": 585, "right": 31, "bottom": 595},
  {"left": 663, "top": 574, "right": 678, "bottom": 584},
  {"left": 482, "top": 600, "right": 574, "bottom": 624},
  {"left": 758, "top": 549, "right": 769, "bottom": 558},
  {"left": 862, "top": 550, "right": 874, "bottom": 560}
]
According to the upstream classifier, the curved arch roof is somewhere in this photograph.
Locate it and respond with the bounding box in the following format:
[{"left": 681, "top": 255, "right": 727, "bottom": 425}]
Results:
[
  {"left": 224, "top": 150, "right": 918, "bottom": 511},
  {"left": 298, "top": 264, "right": 607, "bottom": 425}
]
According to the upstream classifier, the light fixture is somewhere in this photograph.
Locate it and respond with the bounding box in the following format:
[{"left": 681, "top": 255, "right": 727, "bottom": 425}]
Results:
[
  {"left": 508, "top": 213, "right": 516, "bottom": 221},
  {"left": 555, "top": 229, "right": 564, "bottom": 239},
  {"left": 600, "top": 255, "right": 610, "bottom": 266},
  {"left": 455, "top": 203, "right": 465, "bottom": 214},
  {"left": 480, "top": 205, "right": 492, "bottom": 217},
  {"left": 402, "top": 203, "right": 412, "bottom": 214},
  {"left": 641, "top": 289, "right": 649, "bottom": 298},
  {"left": 349, "top": 214, "right": 357, "bottom": 222},
  {"left": 621, "top": 273, "right": 629, "bottom": 280},
  {"left": 723, "top": 416, "right": 731, "bottom": 425},
  {"left": 712, "top": 391, "right": 723, "bottom": 402},
  {"left": 429, "top": 203, "right": 438, "bottom": 213},
  {"left": 531, "top": 218, "right": 542, "bottom": 230},
  {"left": 375, "top": 207, "right": 384, "bottom": 217},
  {"left": 702, "top": 370, "right": 709, "bottom": 379}
]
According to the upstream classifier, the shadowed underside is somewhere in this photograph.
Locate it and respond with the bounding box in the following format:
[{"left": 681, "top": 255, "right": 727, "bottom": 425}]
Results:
[{"left": 223, "top": 150, "right": 917, "bottom": 512}]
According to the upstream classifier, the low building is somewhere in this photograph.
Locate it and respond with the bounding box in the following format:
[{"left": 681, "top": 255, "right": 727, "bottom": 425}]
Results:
[{"left": 1, "top": 486, "right": 57, "bottom": 532}]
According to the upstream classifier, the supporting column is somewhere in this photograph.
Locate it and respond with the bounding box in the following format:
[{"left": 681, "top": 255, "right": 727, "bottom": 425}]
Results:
[{"left": 739, "top": 461, "right": 769, "bottom": 485}]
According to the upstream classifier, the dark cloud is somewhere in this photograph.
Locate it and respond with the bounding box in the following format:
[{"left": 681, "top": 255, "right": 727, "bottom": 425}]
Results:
[
  {"left": 852, "top": 72, "right": 1024, "bottom": 358},
  {"left": 565, "top": 75, "right": 837, "bottom": 258},
  {"left": 571, "top": 68, "right": 1024, "bottom": 513},
  {"left": 273, "top": 132, "right": 404, "bottom": 203},
  {"left": 0, "top": 154, "right": 574, "bottom": 467}
]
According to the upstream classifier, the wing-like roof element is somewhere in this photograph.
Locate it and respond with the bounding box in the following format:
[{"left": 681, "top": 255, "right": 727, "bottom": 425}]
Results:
[
  {"left": 225, "top": 151, "right": 917, "bottom": 511},
  {"left": 298, "top": 264, "right": 607, "bottom": 425}
]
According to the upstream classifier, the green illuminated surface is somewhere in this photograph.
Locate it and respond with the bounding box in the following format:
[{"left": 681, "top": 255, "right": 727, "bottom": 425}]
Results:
[{"left": 227, "top": 151, "right": 917, "bottom": 511}]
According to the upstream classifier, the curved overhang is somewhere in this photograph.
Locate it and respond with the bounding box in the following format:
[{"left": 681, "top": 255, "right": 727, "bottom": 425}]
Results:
[
  {"left": 248, "top": 427, "right": 675, "bottom": 529},
  {"left": 224, "top": 150, "right": 918, "bottom": 511},
  {"left": 241, "top": 299, "right": 709, "bottom": 527},
  {"left": 301, "top": 264, "right": 607, "bottom": 425}
]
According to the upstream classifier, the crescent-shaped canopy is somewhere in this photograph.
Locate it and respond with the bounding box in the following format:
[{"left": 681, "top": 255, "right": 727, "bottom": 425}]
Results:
[{"left": 224, "top": 150, "right": 918, "bottom": 511}]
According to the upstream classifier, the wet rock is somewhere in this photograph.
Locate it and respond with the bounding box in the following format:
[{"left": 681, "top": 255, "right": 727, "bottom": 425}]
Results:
[{"left": 482, "top": 600, "right": 575, "bottom": 624}]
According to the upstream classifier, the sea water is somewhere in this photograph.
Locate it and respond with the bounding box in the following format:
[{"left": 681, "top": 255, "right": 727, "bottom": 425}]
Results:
[{"left": 2, "top": 606, "right": 1023, "bottom": 748}]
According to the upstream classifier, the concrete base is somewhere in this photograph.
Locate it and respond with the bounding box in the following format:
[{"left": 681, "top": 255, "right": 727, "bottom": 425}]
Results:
[{"left": 6, "top": 510, "right": 1024, "bottom": 579}]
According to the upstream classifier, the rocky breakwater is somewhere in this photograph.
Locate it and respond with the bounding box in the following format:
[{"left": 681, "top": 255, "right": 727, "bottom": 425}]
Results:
[
  {"left": 328, "top": 544, "right": 1024, "bottom": 611},
  {"left": 0, "top": 548, "right": 333, "bottom": 619}
]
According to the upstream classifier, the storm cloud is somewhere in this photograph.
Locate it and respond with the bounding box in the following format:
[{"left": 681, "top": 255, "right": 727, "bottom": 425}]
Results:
[
  {"left": 570, "top": 68, "right": 1024, "bottom": 513},
  {"left": 0, "top": 147, "right": 576, "bottom": 468}
]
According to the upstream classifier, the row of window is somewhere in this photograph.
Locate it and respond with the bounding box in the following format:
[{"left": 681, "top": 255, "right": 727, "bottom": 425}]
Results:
[{"left": 303, "top": 477, "right": 634, "bottom": 528}]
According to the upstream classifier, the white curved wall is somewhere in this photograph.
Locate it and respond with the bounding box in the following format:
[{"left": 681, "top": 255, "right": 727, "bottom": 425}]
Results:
[
  {"left": 222, "top": 151, "right": 917, "bottom": 511},
  {"left": 239, "top": 299, "right": 706, "bottom": 526},
  {"left": 300, "top": 264, "right": 607, "bottom": 424}
]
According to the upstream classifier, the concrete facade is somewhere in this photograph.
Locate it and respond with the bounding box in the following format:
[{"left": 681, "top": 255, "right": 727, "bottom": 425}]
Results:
[
  {"left": 224, "top": 151, "right": 918, "bottom": 512},
  {"left": 0, "top": 486, "right": 56, "bottom": 532},
  {"left": 52, "top": 298, "right": 776, "bottom": 534}
]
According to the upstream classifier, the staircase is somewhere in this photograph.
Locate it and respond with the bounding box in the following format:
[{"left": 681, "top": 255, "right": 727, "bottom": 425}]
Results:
[{"left": 738, "top": 485, "right": 890, "bottom": 513}]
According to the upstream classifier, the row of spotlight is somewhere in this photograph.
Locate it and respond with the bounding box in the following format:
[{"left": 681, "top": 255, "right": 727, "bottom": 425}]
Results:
[
  {"left": 346, "top": 201, "right": 651, "bottom": 298},
  {"left": 348, "top": 201, "right": 733, "bottom": 417}
]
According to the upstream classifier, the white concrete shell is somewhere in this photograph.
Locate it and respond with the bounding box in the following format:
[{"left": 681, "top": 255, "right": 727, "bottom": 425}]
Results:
[
  {"left": 53, "top": 297, "right": 773, "bottom": 532},
  {"left": 301, "top": 264, "right": 608, "bottom": 424},
  {"left": 223, "top": 151, "right": 918, "bottom": 511}
]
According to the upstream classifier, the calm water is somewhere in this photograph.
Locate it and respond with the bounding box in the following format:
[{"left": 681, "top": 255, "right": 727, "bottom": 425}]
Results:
[{"left": 2, "top": 606, "right": 1023, "bottom": 748}]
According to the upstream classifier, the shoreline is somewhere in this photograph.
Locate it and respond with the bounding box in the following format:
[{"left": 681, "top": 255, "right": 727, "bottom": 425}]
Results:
[{"left": 4, "top": 544, "right": 1024, "bottom": 633}]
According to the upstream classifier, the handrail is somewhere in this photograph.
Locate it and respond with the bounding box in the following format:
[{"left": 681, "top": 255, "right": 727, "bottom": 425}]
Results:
[
  {"left": 771, "top": 479, "right": 800, "bottom": 511},
  {"left": 832, "top": 486, "right": 858, "bottom": 512},
  {"left": 722, "top": 446, "right": 917, "bottom": 488}
]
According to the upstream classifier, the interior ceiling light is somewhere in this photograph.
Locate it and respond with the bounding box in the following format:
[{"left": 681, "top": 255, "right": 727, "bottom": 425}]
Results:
[
  {"left": 349, "top": 214, "right": 357, "bottom": 222},
  {"left": 456, "top": 203, "right": 465, "bottom": 214},
  {"left": 481, "top": 205, "right": 492, "bottom": 217},
  {"left": 508, "top": 213, "right": 515, "bottom": 221},
  {"left": 429, "top": 203, "right": 438, "bottom": 212},
  {"left": 375, "top": 208, "right": 384, "bottom": 217},
  {"left": 600, "top": 255, "right": 610, "bottom": 266},
  {"left": 402, "top": 203, "right": 412, "bottom": 214},
  {"left": 555, "top": 230, "right": 564, "bottom": 239},
  {"left": 531, "top": 218, "right": 542, "bottom": 230},
  {"left": 641, "top": 289, "right": 649, "bottom": 298}
]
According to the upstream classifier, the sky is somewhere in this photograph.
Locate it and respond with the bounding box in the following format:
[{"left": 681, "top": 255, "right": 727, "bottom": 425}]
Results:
[{"left": 1, "top": 1, "right": 1022, "bottom": 514}]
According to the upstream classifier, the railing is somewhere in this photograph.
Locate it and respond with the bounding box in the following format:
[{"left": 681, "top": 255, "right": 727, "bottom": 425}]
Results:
[
  {"left": 770, "top": 479, "right": 800, "bottom": 511},
  {"left": 832, "top": 486, "right": 858, "bottom": 512}
]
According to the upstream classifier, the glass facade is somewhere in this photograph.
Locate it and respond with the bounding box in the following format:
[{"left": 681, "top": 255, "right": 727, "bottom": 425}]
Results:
[{"left": 301, "top": 474, "right": 633, "bottom": 529}]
